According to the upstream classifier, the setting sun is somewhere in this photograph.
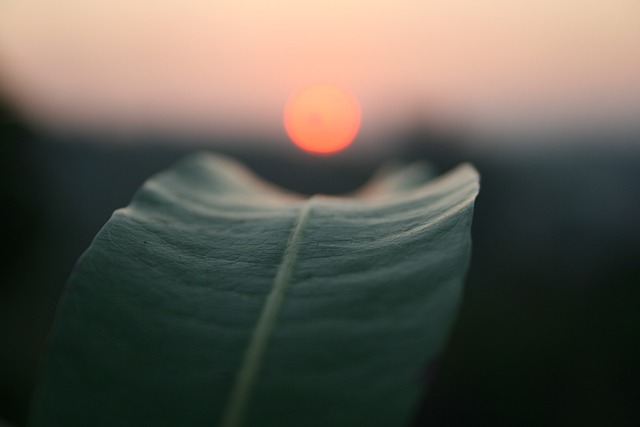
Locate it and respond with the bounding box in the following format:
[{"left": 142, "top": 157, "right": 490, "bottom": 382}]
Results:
[{"left": 284, "top": 84, "right": 361, "bottom": 154}]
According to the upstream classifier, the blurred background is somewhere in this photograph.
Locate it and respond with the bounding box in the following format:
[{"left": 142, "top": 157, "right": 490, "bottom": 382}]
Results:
[{"left": 1, "top": 1, "right": 639, "bottom": 425}]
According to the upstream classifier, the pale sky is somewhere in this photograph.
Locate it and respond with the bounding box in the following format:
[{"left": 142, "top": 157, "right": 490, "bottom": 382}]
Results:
[{"left": 1, "top": 0, "right": 639, "bottom": 140}]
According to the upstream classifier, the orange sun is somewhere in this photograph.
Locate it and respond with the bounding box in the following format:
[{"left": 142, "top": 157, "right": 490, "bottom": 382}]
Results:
[{"left": 284, "top": 84, "right": 361, "bottom": 154}]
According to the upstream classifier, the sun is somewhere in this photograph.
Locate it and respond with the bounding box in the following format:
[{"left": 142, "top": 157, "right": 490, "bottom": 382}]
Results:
[{"left": 284, "top": 84, "right": 361, "bottom": 154}]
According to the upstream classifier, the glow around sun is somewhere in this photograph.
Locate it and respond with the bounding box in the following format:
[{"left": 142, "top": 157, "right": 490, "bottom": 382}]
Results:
[{"left": 284, "top": 84, "right": 361, "bottom": 155}]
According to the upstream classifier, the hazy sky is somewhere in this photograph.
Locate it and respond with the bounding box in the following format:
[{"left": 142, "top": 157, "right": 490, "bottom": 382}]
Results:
[{"left": 1, "top": 0, "right": 639, "bottom": 139}]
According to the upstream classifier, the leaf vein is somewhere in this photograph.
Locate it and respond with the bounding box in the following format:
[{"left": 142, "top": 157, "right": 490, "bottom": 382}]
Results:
[{"left": 218, "top": 197, "right": 316, "bottom": 427}]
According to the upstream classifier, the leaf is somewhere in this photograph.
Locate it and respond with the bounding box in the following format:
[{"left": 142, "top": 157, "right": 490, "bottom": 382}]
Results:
[{"left": 30, "top": 152, "right": 479, "bottom": 427}]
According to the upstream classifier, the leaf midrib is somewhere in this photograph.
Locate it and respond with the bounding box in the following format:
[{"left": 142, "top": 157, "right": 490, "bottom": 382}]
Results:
[{"left": 219, "top": 197, "right": 316, "bottom": 427}]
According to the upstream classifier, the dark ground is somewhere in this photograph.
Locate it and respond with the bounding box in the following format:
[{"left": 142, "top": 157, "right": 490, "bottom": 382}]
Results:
[{"left": 2, "top": 102, "right": 640, "bottom": 426}]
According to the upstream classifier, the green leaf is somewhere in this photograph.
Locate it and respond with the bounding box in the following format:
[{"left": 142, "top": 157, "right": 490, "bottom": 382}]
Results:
[{"left": 30, "top": 152, "right": 479, "bottom": 427}]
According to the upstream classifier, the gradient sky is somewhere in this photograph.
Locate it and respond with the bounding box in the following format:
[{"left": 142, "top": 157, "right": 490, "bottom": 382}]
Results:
[{"left": 1, "top": 0, "right": 639, "bottom": 139}]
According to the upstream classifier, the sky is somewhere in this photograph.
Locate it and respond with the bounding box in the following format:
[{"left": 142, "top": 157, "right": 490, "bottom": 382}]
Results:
[{"left": 1, "top": 0, "right": 639, "bottom": 141}]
